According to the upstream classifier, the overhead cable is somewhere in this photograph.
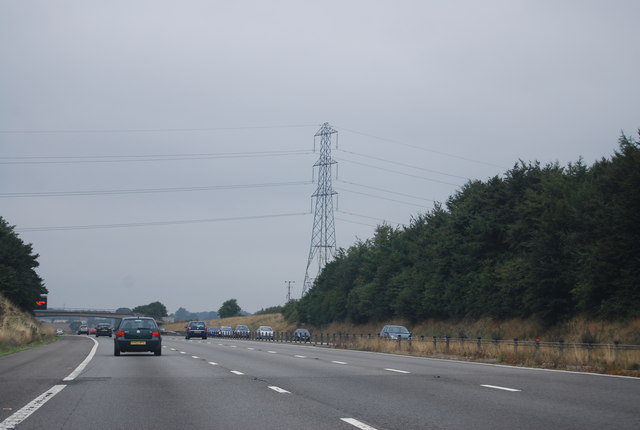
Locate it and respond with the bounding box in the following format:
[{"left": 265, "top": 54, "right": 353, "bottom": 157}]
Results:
[
  {"left": 0, "top": 150, "right": 312, "bottom": 165},
  {"left": 334, "top": 125, "right": 507, "bottom": 169},
  {"left": 336, "top": 157, "right": 463, "bottom": 187},
  {"left": 16, "top": 212, "right": 310, "bottom": 232},
  {"left": 0, "top": 124, "right": 318, "bottom": 134},
  {"left": 0, "top": 180, "right": 313, "bottom": 198}
]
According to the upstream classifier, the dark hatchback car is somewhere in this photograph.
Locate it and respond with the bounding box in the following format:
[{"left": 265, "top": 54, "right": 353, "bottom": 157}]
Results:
[
  {"left": 114, "top": 317, "right": 162, "bottom": 356},
  {"left": 95, "top": 323, "right": 112, "bottom": 337},
  {"left": 293, "top": 328, "right": 311, "bottom": 342},
  {"left": 185, "top": 321, "right": 207, "bottom": 339}
]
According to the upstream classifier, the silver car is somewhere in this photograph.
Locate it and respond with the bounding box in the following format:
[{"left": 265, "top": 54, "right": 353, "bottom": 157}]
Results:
[
  {"left": 379, "top": 325, "right": 412, "bottom": 339},
  {"left": 256, "top": 325, "right": 274, "bottom": 340}
]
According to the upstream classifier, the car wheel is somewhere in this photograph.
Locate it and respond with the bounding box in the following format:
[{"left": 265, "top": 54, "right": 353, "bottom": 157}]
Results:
[
  {"left": 186, "top": 335, "right": 190, "bottom": 340},
  {"left": 114, "top": 344, "right": 120, "bottom": 356},
  {"left": 203, "top": 335, "right": 207, "bottom": 340},
  {"left": 154, "top": 347, "right": 162, "bottom": 356}
]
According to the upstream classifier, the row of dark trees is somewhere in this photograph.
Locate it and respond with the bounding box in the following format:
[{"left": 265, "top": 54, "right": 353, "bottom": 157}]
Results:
[
  {"left": 285, "top": 133, "right": 640, "bottom": 327},
  {"left": 0, "top": 217, "right": 47, "bottom": 312}
]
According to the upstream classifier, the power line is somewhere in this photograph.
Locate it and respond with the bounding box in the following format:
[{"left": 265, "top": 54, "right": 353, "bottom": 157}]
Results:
[
  {"left": 334, "top": 125, "right": 507, "bottom": 169},
  {"left": 335, "top": 187, "right": 431, "bottom": 208},
  {"left": 0, "top": 150, "right": 312, "bottom": 165},
  {"left": 336, "top": 157, "right": 463, "bottom": 187},
  {"left": 336, "top": 180, "right": 436, "bottom": 202},
  {"left": 337, "top": 210, "right": 404, "bottom": 226},
  {"left": 338, "top": 149, "right": 471, "bottom": 181},
  {"left": 0, "top": 124, "right": 318, "bottom": 134},
  {"left": 335, "top": 217, "right": 378, "bottom": 228},
  {"left": 0, "top": 180, "right": 312, "bottom": 198},
  {"left": 15, "top": 212, "right": 310, "bottom": 233}
]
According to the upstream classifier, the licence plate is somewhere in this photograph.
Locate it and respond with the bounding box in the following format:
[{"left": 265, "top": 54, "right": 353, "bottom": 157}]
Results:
[{"left": 130, "top": 341, "right": 146, "bottom": 345}]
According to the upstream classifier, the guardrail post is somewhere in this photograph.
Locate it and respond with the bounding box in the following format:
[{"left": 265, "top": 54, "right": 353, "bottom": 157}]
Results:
[
  {"left": 535, "top": 339, "right": 540, "bottom": 358},
  {"left": 477, "top": 337, "right": 481, "bottom": 353},
  {"left": 559, "top": 339, "right": 564, "bottom": 361},
  {"left": 514, "top": 338, "right": 518, "bottom": 355},
  {"left": 433, "top": 336, "right": 437, "bottom": 351},
  {"left": 445, "top": 336, "right": 450, "bottom": 354},
  {"left": 614, "top": 341, "right": 620, "bottom": 363}
]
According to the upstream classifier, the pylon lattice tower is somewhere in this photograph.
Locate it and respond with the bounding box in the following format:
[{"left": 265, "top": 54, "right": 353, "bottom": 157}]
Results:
[{"left": 302, "top": 122, "right": 338, "bottom": 296}]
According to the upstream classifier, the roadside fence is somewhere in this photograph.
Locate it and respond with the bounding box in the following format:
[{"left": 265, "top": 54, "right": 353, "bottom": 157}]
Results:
[{"left": 203, "top": 331, "right": 640, "bottom": 373}]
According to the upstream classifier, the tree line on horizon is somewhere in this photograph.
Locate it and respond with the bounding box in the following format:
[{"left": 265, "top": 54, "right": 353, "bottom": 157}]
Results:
[{"left": 284, "top": 133, "right": 640, "bottom": 327}]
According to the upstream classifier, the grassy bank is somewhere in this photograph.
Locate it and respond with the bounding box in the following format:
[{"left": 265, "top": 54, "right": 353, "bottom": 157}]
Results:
[{"left": 0, "top": 294, "right": 56, "bottom": 355}]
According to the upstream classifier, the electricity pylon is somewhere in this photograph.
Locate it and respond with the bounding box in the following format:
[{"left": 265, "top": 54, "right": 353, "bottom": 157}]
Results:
[{"left": 302, "top": 122, "right": 338, "bottom": 296}]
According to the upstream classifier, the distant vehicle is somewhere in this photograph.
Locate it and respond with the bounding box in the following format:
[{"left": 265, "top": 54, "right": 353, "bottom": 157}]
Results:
[
  {"left": 89, "top": 327, "right": 97, "bottom": 335},
  {"left": 293, "top": 328, "right": 311, "bottom": 342},
  {"left": 207, "top": 326, "right": 221, "bottom": 337},
  {"left": 379, "top": 325, "right": 412, "bottom": 340},
  {"left": 256, "top": 325, "right": 274, "bottom": 340},
  {"left": 95, "top": 323, "right": 112, "bottom": 337},
  {"left": 234, "top": 325, "right": 250, "bottom": 338},
  {"left": 114, "top": 317, "right": 162, "bottom": 356},
  {"left": 56, "top": 328, "right": 64, "bottom": 336},
  {"left": 220, "top": 326, "right": 233, "bottom": 337},
  {"left": 185, "top": 321, "right": 207, "bottom": 340},
  {"left": 77, "top": 325, "right": 89, "bottom": 335}
]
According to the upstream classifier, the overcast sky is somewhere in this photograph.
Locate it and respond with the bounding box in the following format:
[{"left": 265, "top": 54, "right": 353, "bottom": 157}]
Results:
[{"left": 1, "top": 1, "right": 638, "bottom": 315}]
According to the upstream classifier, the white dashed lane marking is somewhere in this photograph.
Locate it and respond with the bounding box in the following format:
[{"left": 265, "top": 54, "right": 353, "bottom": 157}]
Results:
[
  {"left": 332, "top": 361, "right": 348, "bottom": 365},
  {"left": 230, "top": 371, "right": 244, "bottom": 375},
  {"left": 268, "top": 386, "right": 290, "bottom": 394},
  {"left": 208, "top": 362, "right": 218, "bottom": 366},
  {"left": 384, "top": 368, "right": 410, "bottom": 374},
  {"left": 294, "top": 355, "right": 306, "bottom": 358},
  {"left": 192, "top": 356, "right": 199, "bottom": 359},
  {"left": 341, "top": 418, "right": 378, "bottom": 430},
  {"left": 481, "top": 385, "right": 521, "bottom": 392}
]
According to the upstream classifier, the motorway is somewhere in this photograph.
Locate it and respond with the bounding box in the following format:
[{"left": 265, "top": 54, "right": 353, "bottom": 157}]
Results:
[{"left": 1, "top": 336, "right": 639, "bottom": 430}]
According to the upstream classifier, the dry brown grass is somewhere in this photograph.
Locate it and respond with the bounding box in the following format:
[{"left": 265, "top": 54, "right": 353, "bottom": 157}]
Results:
[
  {"left": 331, "top": 335, "right": 640, "bottom": 377},
  {"left": 0, "top": 294, "right": 55, "bottom": 350}
]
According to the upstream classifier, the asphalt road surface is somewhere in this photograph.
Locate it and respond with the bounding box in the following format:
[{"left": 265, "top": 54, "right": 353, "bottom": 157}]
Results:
[{"left": 1, "top": 335, "right": 639, "bottom": 429}]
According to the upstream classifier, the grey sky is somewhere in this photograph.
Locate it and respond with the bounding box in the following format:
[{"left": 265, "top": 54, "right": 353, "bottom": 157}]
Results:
[{"left": 1, "top": 1, "right": 638, "bottom": 314}]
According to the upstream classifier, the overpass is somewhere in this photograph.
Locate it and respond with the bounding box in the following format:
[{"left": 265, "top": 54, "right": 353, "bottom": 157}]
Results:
[
  {"left": 34, "top": 309, "right": 137, "bottom": 319},
  {"left": 34, "top": 309, "right": 144, "bottom": 330}
]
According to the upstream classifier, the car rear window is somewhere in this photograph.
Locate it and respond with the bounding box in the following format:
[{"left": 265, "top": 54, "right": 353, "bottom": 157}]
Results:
[{"left": 121, "top": 319, "right": 157, "bottom": 330}]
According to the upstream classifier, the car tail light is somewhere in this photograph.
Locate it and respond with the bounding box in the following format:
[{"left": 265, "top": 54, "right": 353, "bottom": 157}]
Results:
[
  {"left": 152, "top": 331, "right": 160, "bottom": 337},
  {"left": 117, "top": 331, "right": 125, "bottom": 337}
]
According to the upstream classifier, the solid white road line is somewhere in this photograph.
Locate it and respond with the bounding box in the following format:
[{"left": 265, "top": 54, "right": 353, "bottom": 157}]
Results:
[
  {"left": 0, "top": 385, "right": 66, "bottom": 430},
  {"left": 384, "top": 368, "right": 410, "bottom": 374},
  {"left": 268, "top": 386, "right": 290, "bottom": 394},
  {"left": 230, "top": 371, "right": 244, "bottom": 375},
  {"left": 63, "top": 336, "right": 98, "bottom": 381},
  {"left": 481, "top": 384, "right": 521, "bottom": 392},
  {"left": 340, "top": 417, "right": 378, "bottom": 430},
  {"left": 332, "top": 360, "right": 348, "bottom": 365}
]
